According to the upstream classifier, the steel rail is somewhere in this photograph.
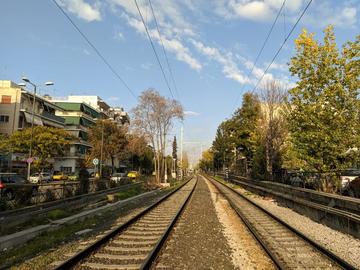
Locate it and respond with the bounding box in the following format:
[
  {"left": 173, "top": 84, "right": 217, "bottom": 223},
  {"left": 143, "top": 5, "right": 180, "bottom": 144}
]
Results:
[
  {"left": 53, "top": 178, "right": 195, "bottom": 270},
  {"left": 206, "top": 175, "right": 357, "bottom": 270}
]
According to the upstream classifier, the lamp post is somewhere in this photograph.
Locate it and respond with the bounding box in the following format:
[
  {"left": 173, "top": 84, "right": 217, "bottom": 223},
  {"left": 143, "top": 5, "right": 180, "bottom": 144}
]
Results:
[{"left": 20, "top": 77, "right": 54, "bottom": 181}]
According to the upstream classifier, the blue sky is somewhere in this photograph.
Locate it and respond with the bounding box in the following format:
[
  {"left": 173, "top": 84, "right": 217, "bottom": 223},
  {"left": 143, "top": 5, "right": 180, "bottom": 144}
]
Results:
[{"left": 0, "top": 0, "right": 358, "bottom": 164}]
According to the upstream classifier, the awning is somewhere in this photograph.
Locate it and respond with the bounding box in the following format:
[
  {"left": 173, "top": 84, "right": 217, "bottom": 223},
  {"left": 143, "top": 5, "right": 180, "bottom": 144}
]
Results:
[{"left": 23, "top": 111, "right": 43, "bottom": 126}]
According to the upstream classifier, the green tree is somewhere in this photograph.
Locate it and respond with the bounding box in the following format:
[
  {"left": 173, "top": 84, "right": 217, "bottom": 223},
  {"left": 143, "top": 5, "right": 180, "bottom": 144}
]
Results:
[
  {"left": 287, "top": 26, "right": 360, "bottom": 173},
  {"left": 199, "top": 149, "right": 214, "bottom": 172},
  {"left": 3, "top": 126, "right": 74, "bottom": 172},
  {"left": 212, "top": 92, "right": 261, "bottom": 174},
  {"left": 87, "top": 119, "right": 128, "bottom": 173}
]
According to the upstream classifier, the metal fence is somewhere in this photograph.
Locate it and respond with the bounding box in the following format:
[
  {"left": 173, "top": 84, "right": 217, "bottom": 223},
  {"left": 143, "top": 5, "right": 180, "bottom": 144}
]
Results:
[{"left": 0, "top": 179, "right": 123, "bottom": 210}]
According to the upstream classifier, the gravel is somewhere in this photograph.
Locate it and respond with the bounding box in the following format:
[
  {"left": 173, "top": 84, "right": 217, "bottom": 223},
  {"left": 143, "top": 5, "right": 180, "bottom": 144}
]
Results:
[
  {"left": 232, "top": 184, "right": 360, "bottom": 269},
  {"left": 205, "top": 177, "right": 275, "bottom": 270},
  {"left": 153, "top": 176, "right": 236, "bottom": 269}
]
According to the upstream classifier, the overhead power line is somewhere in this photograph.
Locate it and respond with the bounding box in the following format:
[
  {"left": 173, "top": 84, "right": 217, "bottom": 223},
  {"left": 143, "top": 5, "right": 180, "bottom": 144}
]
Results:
[
  {"left": 52, "top": 0, "right": 137, "bottom": 99},
  {"left": 232, "top": 0, "right": 286, "bottom": 112},
  {"left": 148, "top": 0, "right": 180, "bottom": 100},
  {"left": 134, "top": 0, "right": 175, "bottom": 99},
  {"left": 250, "top": 0, "right": 313, "bottom": 93}
]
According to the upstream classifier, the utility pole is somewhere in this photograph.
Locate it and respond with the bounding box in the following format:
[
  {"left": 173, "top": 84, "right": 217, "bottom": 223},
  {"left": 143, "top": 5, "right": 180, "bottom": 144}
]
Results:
[
  {"left": 100, "top": 120, "right": 104, "bottom": 178},
  {"left": 180, "top": 124, "right": 183, "bottom": 179}
]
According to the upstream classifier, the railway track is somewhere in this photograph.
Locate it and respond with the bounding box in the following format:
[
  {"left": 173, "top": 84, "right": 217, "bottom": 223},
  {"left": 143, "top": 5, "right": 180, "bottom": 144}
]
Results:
[
  {"left": 54, "top": 178, "right": 197, "bottom": 270},
  {"left": 205, "top": 175, "right": 357, "bottom": 270}
]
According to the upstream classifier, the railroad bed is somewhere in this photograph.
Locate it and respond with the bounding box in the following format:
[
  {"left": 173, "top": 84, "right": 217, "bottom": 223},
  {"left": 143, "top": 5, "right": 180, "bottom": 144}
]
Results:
[
  {"left": 205, "top": 175, "right": 357, "bottom": 270},
  {"left": 54, "top": 178, "right": 197, "bottom": 270}
]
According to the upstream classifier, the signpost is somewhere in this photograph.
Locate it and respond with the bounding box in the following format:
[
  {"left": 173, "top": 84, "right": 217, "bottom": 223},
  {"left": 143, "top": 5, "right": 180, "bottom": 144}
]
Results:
[{"left": 92, "top": 158, "right": 99, "bottom": 166}]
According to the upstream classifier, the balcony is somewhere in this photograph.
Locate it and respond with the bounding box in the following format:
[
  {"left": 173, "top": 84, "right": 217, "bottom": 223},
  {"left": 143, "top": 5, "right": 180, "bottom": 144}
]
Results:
[{"left": 41, "top": 111, "right": 65, "bottom": 124}]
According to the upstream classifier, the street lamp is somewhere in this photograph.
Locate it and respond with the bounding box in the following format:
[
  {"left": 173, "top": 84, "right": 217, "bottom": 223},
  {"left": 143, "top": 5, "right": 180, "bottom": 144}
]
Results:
[{"left": 20, "top": 77, "right": 54, "bottom": 181}]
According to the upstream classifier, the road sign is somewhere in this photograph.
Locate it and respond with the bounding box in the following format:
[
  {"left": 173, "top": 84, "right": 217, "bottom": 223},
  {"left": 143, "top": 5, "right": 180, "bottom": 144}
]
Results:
[
  {"left": 92, "top": 158, "right": 99, "bottom": 165},
  {"left": 26, "top": 157, "right": 34, "bottom": 164}
]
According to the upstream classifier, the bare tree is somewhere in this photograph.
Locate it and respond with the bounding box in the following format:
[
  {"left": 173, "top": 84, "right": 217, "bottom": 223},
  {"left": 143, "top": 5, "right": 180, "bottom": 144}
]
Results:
[
  {"left": 132, "top": 89, "right": 183, "bottom": 183},
  {"left": 258, "top": 80, "right": 288, "bottom": 180}
]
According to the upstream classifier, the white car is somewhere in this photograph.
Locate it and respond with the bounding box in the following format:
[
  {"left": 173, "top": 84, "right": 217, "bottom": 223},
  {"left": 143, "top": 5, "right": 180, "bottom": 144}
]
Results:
[
  {"left": 340, "top": 169, "right": 360, "bottom": 189},
  {"left": 110, "top": 173, "right": 128, "bottom": 183},
  {"left": 29, "top": 172, "right": 52, "bottom": 184}
]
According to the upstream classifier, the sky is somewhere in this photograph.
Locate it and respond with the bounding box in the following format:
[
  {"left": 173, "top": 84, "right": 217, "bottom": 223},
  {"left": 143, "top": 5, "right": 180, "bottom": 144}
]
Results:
[{"left": 0, "top": 0, "right": 359, "bottom": 165}]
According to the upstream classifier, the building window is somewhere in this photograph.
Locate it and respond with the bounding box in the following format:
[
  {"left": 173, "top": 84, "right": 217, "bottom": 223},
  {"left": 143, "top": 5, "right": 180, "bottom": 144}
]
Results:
[
  {"left": 1, "top": 95, "right": 11, "bottom": 104},
  {"left": 0, "top": 115, "right": 9, "bottom": 123}
]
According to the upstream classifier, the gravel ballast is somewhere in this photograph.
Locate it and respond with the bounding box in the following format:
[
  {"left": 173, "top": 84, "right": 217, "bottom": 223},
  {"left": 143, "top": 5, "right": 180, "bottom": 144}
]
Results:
[
  {"left": 230, "top": 182, "right": 360, "bottom": 269},
  {"left": 153, "top": 176, "right": 236, "bottom": 269},
  {"left": 205, "top": 177, "right": 275, "bottom": 270}
]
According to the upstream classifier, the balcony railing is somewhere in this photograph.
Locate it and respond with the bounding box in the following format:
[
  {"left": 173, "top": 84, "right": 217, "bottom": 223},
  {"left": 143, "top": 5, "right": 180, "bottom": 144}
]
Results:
[{"left": 41, "top": 111, "right": 65, "bottom": 124}]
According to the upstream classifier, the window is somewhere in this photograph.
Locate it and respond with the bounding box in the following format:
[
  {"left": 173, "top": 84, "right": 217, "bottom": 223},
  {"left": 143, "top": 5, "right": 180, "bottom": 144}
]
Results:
[
  {"left": 1, "top": 95, "right": 11, "bottom": 104},
  {"left": 0, "top": 115, "right": 9, "bottom": 123}
]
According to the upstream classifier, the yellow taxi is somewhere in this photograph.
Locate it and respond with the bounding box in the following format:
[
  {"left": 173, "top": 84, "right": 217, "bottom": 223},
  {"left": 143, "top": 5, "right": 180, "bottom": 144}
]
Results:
[
  {"left": 53, "top": 171, "right": 68, "bottom": 181},
  {"left": 127, "top": 171, "right": 139, "bottom": 180}
]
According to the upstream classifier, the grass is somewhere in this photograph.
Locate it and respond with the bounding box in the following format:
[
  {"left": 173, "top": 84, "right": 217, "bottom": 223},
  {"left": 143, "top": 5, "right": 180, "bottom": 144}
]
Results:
[
  {"left": 115, "top": 185, "right": 143, "bottom": 200},
  {"left": 1, "top": 209, "right": 74, "bottom": 236},
  {"left": 0, "top": 216, "right": 99, "bottom": 269},
  {"left": 0, "top": 181, "right": 170, "bottom": 268}
]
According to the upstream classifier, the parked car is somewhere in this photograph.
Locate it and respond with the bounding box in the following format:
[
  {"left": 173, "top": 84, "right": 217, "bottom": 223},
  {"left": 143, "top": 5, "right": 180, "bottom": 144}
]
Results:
[
  {"left": 340, "top": 169, "right": 360, "bottom": 189},
  {"left": 29, "top": 172, "right": 52, "bottom": 184},
  {"left": 53, "top": 171, "right": 68, "bottom": 181},
  {"left": 127, "top": 171, "right": 139, "bottom": 180},
  {"left": 68, "top": 173, "right": 79, "bottom": 181},
  {"left": 110, "top": 173, "right": 128, "bottom": 184},
  {"left": 342, "top": 176, "right": 360, "bottom": 198},
  {"left": 0, "top": 173, "right": 37, "bottom": 200}
]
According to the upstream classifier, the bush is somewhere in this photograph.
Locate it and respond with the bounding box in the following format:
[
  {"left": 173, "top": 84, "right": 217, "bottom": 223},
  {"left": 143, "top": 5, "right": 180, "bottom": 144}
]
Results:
[
  {"left": 0, "top": 198, "right": 9, "bottom": 211},
  {"left": 47, "top": 209, "right": 68, "bottom": 220}
]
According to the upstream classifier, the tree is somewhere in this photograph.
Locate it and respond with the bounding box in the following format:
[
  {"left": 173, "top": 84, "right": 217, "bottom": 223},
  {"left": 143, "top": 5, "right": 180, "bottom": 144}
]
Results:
[
  {"left": 3, "top": 126, "right": 74, "bottom": 172},
  {"left": 212, "top": 92, "right": 261, "bottom": 174},
  {"left": 287, "top": 26, "right": 360, "bottom": 173},
  {"left": 87, "top": 119, "right": 128, "bottom": 173},
  {"left": 126, "top": 132, "right": 154, "bottom": 173},
  {"left": 182, "top": 151, "right": 189, "bottom": 173},
  {"left": 199, "top": 149, "right": 214, "bottom": 172},
  {"left": 256, "top": 80, "right": 288, "bottom": 180},
  {"left": 132, "top": 89, "right": 183, "bottom": 184}
]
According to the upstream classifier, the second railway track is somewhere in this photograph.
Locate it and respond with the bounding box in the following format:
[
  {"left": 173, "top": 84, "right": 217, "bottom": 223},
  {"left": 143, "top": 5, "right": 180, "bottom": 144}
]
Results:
[
  {"left": 54, "top": 178, "right": 197, "bottom": 270},
  {"left": 205, "top": 175, "right": 357, "bottom": 270}
]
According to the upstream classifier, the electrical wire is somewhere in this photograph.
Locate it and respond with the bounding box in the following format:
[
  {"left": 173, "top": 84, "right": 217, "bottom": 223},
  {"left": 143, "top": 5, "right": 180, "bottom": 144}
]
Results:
[
  {"left": 232, "top": 0, "right": 286, "bottom": 112},
  {"left": 134, "top": 0, "right": 175, "bottom": 99},
  {"left": 250, "top": 0, "right": 313, "bottom": 94},
  {"left": 148, "top": 0, "right": 180, "bottom": 100},
  {"left": 52, "top": 0, "right": 137, "bottom": 99}
]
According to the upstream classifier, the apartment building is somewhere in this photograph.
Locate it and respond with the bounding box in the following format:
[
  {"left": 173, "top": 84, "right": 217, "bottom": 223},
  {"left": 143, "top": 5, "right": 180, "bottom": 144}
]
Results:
[
  {"left": 50, "top": 99, "right": 100, "bottom": 174},
  {"left": 0, "top": 80, "right": 65, "bottom": 171}
]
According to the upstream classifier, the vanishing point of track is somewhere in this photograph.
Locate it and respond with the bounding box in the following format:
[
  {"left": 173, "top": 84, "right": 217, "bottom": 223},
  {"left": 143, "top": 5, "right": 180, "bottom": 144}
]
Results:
[
  {"left": 54, "top": 178, "right": 197, "bottom": 270},
  {"left": 205, "top": 175, "right": 357, "bottom": 270}
]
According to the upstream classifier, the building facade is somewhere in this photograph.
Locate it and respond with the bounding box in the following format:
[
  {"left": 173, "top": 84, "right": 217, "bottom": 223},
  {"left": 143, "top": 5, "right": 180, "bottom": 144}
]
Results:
[
  {"left": 51, "top": 100, "right": 100, "bottom": 174},
  {"left": 0, "top": 80, "right": 66, "bottom": 172}
]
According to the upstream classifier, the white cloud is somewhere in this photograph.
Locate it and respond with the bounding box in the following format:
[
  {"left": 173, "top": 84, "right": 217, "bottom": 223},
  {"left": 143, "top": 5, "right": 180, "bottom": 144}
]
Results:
[
  {"left": 121, "top": 13, "right": 202, "bottom": 71},
  {"left": 214, "top": 0, "right": 303, "bottom": 21},
  {"left": 231, "top": 1, "right": 273, "bottom": 21},
  {"left": 184, "top": 110, "right": 200, "bottom": 116},
  {"left": 192, "top": 40, "right": 249, "bottom": 85},
  {"left": 303, "top": 2, "right": 358, "bottom": 28},
  {"left": 60, "top": 0, "right": 102, "bottom": 22}
]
